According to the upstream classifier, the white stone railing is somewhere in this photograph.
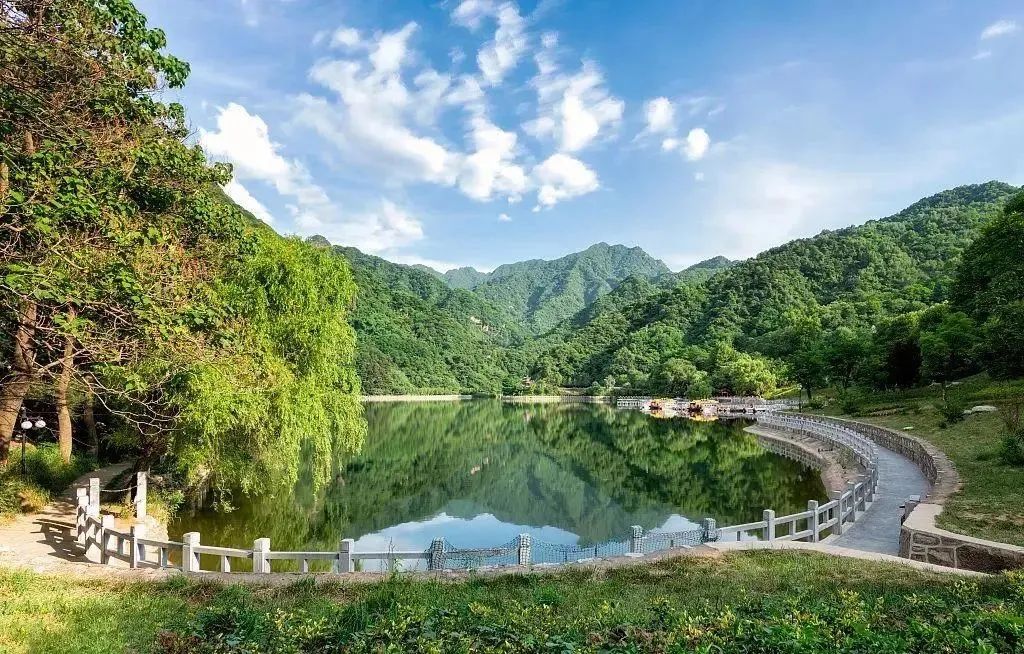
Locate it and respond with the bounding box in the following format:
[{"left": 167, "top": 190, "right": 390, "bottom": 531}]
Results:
[{"left": 73, "top": 412, "right": 883, "bottom": 574}]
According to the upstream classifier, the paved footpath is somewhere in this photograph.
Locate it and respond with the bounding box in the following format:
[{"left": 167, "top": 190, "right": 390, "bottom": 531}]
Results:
[{"left": 829, "top": 441, "right": 930, "bottom": 555}]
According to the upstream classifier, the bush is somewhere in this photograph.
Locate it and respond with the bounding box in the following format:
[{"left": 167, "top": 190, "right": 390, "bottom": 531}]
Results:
[
  {"left": 838, "top": 389, "right": 865, "bottom": 415},
  {"left": 999, "top": 398, "right": 1024, "bottom": 465},
  {"left": 5, "top": 444, "right": 95, "bottom": 493},
  {"left": 938, "top": 395, "right": 967, "bottom": 427},
  {"left": 0, "top": 477, "right": 50, "bottom": 522}
]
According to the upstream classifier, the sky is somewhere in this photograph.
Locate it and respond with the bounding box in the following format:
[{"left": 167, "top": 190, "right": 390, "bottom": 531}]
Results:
[{"left": 135, "top": 0, "right": 1024, "bottom": 272}]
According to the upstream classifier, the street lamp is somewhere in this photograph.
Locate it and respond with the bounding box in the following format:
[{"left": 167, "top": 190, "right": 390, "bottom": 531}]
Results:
[{"left": 17, "top": 409, "right": 46, "bottom": 476}]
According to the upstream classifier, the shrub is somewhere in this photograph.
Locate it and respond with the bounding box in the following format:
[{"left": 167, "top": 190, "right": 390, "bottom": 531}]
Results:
[
  {"left": 999, "top": 397, "right": 1024, "bottom": 465},
  {"left": 5, "top": 444, "right": 95, "bottom": 493},
  {"left": 938, "top": 393, "right": 967, "bottom": 428},
  {"left": 838, "top": 389, "right": 865, "bottom": 415}
]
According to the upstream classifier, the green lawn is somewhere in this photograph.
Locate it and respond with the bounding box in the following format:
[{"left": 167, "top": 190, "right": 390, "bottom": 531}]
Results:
[{"left": 2, "top": 553, "right": 1023, "bottom": 653}]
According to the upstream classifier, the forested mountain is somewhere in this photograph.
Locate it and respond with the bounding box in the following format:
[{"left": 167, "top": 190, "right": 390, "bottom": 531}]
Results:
[
  {"left": 530, "top": 182, "right": 1022, "bottom": 397},
  {"left": 463, "top": 243, "right": 671, "bottom": 334},
  {"left": 440, "top": 266, "right": 491, "bottom": 290},
  {"left": 332, "top": 246, "right": 528, "bottom": 394}
]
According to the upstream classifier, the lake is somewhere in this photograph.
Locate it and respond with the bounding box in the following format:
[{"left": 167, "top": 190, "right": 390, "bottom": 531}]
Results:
[{"left": 169, "top": 401, "right": 824, "bottom": 568}]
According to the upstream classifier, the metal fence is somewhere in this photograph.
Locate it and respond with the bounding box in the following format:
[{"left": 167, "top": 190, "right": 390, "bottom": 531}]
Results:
[{"left": 75, "top": 413, "right": 881, "bottom": 575}]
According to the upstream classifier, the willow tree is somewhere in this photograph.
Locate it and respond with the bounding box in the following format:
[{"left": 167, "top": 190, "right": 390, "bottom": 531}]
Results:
[{"left": 1, "top": 0, "right": 363, "bottom": 494}]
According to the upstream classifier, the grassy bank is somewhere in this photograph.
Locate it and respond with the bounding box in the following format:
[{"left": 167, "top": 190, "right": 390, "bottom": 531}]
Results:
[{"left": 2, "top": 552, "right": 1023, "bottom": 653}]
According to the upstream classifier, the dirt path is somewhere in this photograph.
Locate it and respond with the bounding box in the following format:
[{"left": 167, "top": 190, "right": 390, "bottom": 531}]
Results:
[{"left": 0, "top": 462, "right": 131, "bottom": 573}]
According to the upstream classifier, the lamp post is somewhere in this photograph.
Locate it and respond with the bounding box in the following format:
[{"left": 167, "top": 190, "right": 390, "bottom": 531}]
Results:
[{"left": 18, "top": 408, "right": 47, "bottom": 477}]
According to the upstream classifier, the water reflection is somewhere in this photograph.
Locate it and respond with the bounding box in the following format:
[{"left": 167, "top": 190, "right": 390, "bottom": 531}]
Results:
[{"left": 170, "top": 401, "right": 823, "bottom": 564}]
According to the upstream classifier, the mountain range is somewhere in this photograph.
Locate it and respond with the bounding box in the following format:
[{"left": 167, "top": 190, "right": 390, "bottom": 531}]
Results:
[{"left": 309, "top": 181, "right": 1020, "bottom": 395}]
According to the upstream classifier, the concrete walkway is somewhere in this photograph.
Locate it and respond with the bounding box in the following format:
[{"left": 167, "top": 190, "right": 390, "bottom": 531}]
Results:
[
  {"left": 828, "top": 441, "right": 930, "bottom": 555},
  {"left": 0, "top": 462, "right": 130, "bottom": 573}
]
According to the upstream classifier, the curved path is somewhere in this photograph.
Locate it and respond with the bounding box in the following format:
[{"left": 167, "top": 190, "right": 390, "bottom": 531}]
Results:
[{"left": 829, "top": 442, "right": 929, "bottom": 554}]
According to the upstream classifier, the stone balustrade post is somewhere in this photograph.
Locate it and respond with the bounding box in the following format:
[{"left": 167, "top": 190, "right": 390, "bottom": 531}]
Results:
[
  {"left": 847, "top": 482, "right": 858, "bottom": 521},
  {"left": 428, "top": 538, "right": 445, "bottom": 571},
  {"left": 702, "top": 517, "right": 718, "bottom": 542},
  {"left": 517, "top": 534, "right": 532, "bottom": 566},
  {"left": 629, "top": 525, "right": 644, "bottom": 554},
  {"left": 182, "top": 532, "right": 201, "bottom": 573},
  {"left": 88, "top": 477, "right": 100, "bottom": 515},
  {"left": 130, "top": 523, "right": 146, "bottom": 569},
  {"left": 100, "top": 514, "right": 114, "bottom": 564},
  {"left": 830, "top": 490, "right": 844, "bottom": 535},
  {"left": 336, "top": 538, "right": 354, "bottom": 573},
  {"left": 76, "top": 489, "right": 88, "bottom": 545},
  {"left": 807, "top": 500, "right": 820, "bottom": 542},
  {"left": 134, "top": 472, "right": 147, "bottom": 520},
  {"left": 252, "top": 537, "right": 270, "bottom": 573},
  {"left": 763, "top": 509, "right": 776, "bottom": 541}
]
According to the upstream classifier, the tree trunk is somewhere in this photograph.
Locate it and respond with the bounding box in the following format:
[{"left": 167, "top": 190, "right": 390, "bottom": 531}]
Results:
[
  {"left": 0, "top": 301, "right": 38, "bottom": 464},
  {"left": 55, "top": 308, "right": 76, "bottom": 463},
  {"left": 83, "top": 386, "right": 98, "bottom": 458}
]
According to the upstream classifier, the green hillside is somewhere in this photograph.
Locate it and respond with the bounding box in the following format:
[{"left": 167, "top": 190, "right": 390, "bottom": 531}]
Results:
[
  {"left": 468, "top": 242, "right": 671, "bottom": 334},
  {"left": 332, "top": 246, "right": 527, "bottom": 394},
  {"left": 532, "top": 182, "right": 1021, "bottom": 395}
]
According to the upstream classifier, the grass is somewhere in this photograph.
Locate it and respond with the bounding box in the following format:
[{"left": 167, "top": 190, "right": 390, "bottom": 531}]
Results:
[{"left": 2, "top": 552, "right": 1022, "bottom": 653}]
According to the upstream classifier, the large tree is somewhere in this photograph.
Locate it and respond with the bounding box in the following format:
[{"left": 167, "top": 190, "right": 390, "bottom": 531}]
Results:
[{"left": 1, "top": 0, "right": 363, "bottom": 496}]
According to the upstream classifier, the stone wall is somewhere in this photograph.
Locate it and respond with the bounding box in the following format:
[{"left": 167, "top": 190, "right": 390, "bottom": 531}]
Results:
[{"left": 901, "top": 503, "right": 1024, "bottom": 573}]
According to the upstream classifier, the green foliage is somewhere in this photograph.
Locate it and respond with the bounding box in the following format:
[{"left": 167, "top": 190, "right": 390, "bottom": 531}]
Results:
[
  {"left": 335, "top": 246, "right": 527, "bottom": 395},
  {"left": 154, "top": 562, "right": 1024, "bottom": 654},
  {"left": 938, "top": 394, "right": 967, "bottom": 428},
  {"left": 531, "top": 182, "right": 1019, "bottom": 396},
  {"left": 952, "top": 190, "right": 1024, "bottom": 378},
  {"left": 0, "top": 444, "right": 93, "bottom": 520},
  {"left": 469, "top": 242, "right": 672, "bottom": 334},
  {"left": 1, "top": 1, "right": 364, "bottom": 498}
]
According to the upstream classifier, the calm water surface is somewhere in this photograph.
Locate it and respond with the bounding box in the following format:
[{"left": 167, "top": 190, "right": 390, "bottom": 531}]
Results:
[{"left": 170, "top": 401, "right": 823, "bottom": 562}]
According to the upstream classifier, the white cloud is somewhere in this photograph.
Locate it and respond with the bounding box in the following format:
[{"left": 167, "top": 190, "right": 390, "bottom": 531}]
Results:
[
  {"left": 330, "top": 26, "right": 361, "bottom": 48},
  {"left": 299, "top": 21, "right": 462, "bottom": 186},
  {"left": 452, "top": 0, "right": 497, "bottom": 30},
  {"left": 202, "top": 103, "right": 430, "bottom": 255},
  {"left": 683, "top": 127, "right": 711, "bottom": 161},
  {"left": 200, "top": 103, "right": 329, "bottom": 207},
  {"left": 693, "top": 171, "right": 705, "bottom": 182},
  {"left": 973, "top": 49, "right": 993, "bottom": 61},
  {"left": 477, "top": 3, "right": 527, "bottom": 86},
  {"left": 458, "top": 116, "right": 528, "bottom": 201},
  {"left": 498, "top": 213, "right": 512, "bottom": 222},
  {"left": 533, "top": 153, "right": 599, "bottom": 207},
  {"left": 644, "top": 97, "right": 675, "bottom": 134},
  {"left": 980, "top": 19, "right": 1018, "bottom": 40},
  {"left": 223, "top": 179, "right": 274, "bottom": 224},
  {"left": 295, "top": 200, "right": 423, "bottom": 254},
  {"left": 659, "top": 127, "right": 711, "bottom": 161},
  {"left": 703, "top": 161, "right": 863, "bottom": 259},
  {"left": 526, "top": 39, "right": 624, "bottom": 152}
]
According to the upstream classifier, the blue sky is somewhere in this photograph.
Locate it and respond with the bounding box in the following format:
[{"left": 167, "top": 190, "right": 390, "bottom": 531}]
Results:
[{"left": 136, "top": 0, "right": 1024, "bottom": 271}]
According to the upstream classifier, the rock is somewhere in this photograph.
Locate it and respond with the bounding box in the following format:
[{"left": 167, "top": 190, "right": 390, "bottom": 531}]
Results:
[{"left": 966, "top": 405, "right": 998, "bottom": 414}]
